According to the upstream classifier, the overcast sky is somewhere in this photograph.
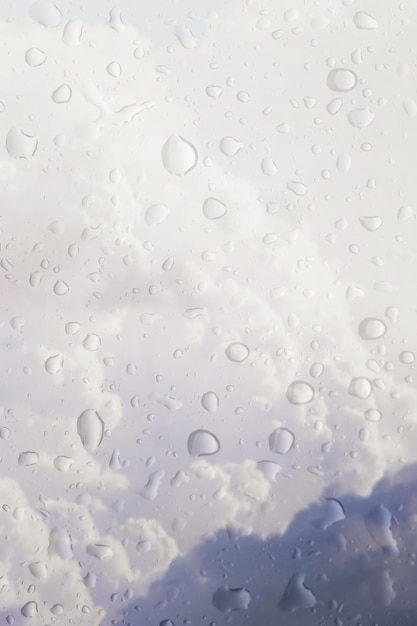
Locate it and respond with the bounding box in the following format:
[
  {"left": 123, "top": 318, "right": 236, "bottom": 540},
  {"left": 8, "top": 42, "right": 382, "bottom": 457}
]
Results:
[{"left": 0, "top": 0, "right": 416, "bottom": 624}]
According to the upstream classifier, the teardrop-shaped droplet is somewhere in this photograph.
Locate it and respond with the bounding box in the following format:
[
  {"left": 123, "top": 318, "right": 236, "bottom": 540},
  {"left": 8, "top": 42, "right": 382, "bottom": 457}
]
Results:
[
  {"left": 202, "top": 197, "right": 227, "bottom": 220},
  {"left": 77, "top": 409, "right": 104, "bottom": 451},
  {"left": 161, "top": 135, "right": 197, "bottom": 176},
  {"left": 201, "top": 391, "right": 219, "bottom": 412},
  {"left": 219, "top": 136, "right": 242, "bottom": 157},
  {"left": 353, "top": 11, "right": 378, "bottom": 29},
  {"left": 52, "top": 84, "right": 72, "bottom": 104}
]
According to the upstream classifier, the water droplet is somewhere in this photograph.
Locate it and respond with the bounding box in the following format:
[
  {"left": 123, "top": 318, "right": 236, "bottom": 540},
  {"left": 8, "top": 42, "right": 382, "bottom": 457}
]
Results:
[
  {"left": 187, "top": 429, "right": 220, "bottom": 457},
  {"left": 21, "top": 601, "right": 38, "bottom": 618},
  {"left": 219, "top": 136, "right": 242, "bottom": 157},
  {"left": 365, "top": 408, "right": 382, "bottom": 422},
  {"left": 348, "top": 377, "right": 372, "bottom": 399},
  {"left": 107, "top": 62, "right": 122, "bottom": 77},
  {"left": 18, "top": 451, "right": 39, "bottom": 466},
  {"left": 10, "top": 316, "right": 25, "bottom": 332},
  {"left": 359, "top": 216, "right": 383, "bottom": 231},
  {"left": 48, "top": 527, "right": 73, "bottom": 559},
  {"left": 268, "top": 428, "right": 295, "bottom": 454},
  {"left": 403, "top": 98, "right": 417, "bottom": 117},
  {"left": 161, "top": 135, "right": 197, "bottom": 176},
  {"left": 53, "top": 456, "right": 73, "bottom": 471},
  {"left": 400, "top": 350, "right": 415, "bottom": 364},
  {"left": 310, "top": 362, "right": 324, "bottom": 378},
  {"left": 140, "top": 469, "right": 165, "bottom": 500},
  {"left": 327, "top": 98, "right": 343, "bottom": 115},
  {"left": 62, "top": 19, "right": 83, "bottom": 45},
  {"left": 201, "top": 392, "right": 219, "bottom": 412},
  {"left": 287, "top": 181, "right": 308, "bottom": 196},
  {"left": 353, "top": 11, "right": 378, "bottom": 29},
  {"left": 279, "top": 573, "right": 317, "bottom": 612},
  {"left": 326, "top": 68, "right": 357, "bottom": 92},
  {"left": 365, "top": 505, "right": 398, "bottom": 557},
  {"left": 175, "top": 25, "right": 198, "bottom": 49},
  {"left": 29, "top": 561, "right": 48, "bottom": 579},
  {"left": 29, "top": 1, "right": 62, "bottom": 27},
  {"left": 225, "top": 342, "right": 250, "bottom": 362},
  {"left": 145, "top": 203, "right": 170, "bottom": 226},
  {"left": 77, "top": 409, "right": 104, "bottom": 451},
  {"left": 202, "top": 197, "right": 227, "bottom": 220},
  {"left": 53, "top": 279, "right": 69, "bottom": 295},
  {"left": 358, "top": 318, "right": 387, "bottom": 340},
  {"left": 366, "top": 569, "right": 395, "bottom": 606},
  {"left": 6, "top": 127, "right": 38, "bottom": 159},
  {"left": 347, "top": 108, "right": 375, "bottom": 129},
  {"left": 82, "top": 333, "right": 101, "bottom": 351},
  {"left": 65, "top": 321, "right": 80, "bottom": 335},
  {"left": 315, "top": 498, "right": 346, "bottom": 530},
  {"left": 25, "top": 47, "right": 46, "bottom": 67},
  {"left": 286, "top": 381, "right": 314, "bottom": 404},
  {"left": 257, "top": 460, "right": 282, "bottom": 481},
  {"left": 261, "top": 156, "right": 278, "bottom": 176},
  {"left": 52, "top": 84, "right": 72, "bottom": 104},
  {"left": 212, "top": 587, "right": 251, "bottom": 612},
  {"left": 336, "top": 153, "right": 351, "bottom": 173},
  {"left": 86, "top": 543, "right": 113, "bottom": 559},
  {"left": 206, "top": 84, "right": 223, "bottom": 100},
  {"left": 44, "top": 354, "right": 64, "bottom": 374}
]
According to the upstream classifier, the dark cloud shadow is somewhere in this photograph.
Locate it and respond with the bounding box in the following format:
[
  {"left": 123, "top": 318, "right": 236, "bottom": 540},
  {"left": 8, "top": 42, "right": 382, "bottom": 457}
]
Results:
[{"left": 109, "top": 463, "right": 417, "bottom": 626}]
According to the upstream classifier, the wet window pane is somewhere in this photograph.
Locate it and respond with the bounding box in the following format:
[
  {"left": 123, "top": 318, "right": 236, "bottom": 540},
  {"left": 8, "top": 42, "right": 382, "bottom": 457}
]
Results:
[{"left": 0, "top": 0, "right": 415, "bottom": 624}]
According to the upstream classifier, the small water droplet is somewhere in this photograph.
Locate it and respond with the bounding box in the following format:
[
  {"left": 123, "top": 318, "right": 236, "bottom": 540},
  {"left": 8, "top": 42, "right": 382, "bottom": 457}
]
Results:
[
  {"left": 21, "top": 601, "right": 38, "bottom": 618},
  {"left": 365, "top": 408, "right": 382, "bottom": 422},
  {"left": 347, "top": 108, "right": 375, "bottom": 129},
  {"left": 54, "top": 456, "right": 73, "bottom": 471},
  {"left": 145, "top": 203, "right": 170, "bottom": 226},
  {"left": 29, "top": 1, "right": 62, "bottom": 27},
  {"left": 44, "top": 354, "right": 64, "bottom": 374},
  {"left": 359, "top": 216, "right": 383, "bottom": 231},
  {"left": 86, "top": 543, "right": 113, "bottom": 559},
  {"left": 82, "top": 333, "right": 101, "bottom": 351},
  {"left": 48, "top": 527, "right": 73, "bottom": 559}
]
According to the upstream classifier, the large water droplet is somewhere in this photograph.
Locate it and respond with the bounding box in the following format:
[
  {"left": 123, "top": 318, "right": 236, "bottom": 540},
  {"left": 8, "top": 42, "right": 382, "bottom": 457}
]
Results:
[
  {"left": 365, "top": 408, "right": 382, "bottom": 422},
  {"left": 202, "top": 197, "right": 227, "bottom": 220},
  {"left": 52, "top": 84, "right": 72, "bottom": 104},
  {"left": 6, "top": 127, "right": 38, "bottom": 159},
  {"left": 359, "top": 215, "right": 383, "bottom": 231},
  {"left": 18, "top": 451, "right": 39, "bottom": 466},
  {"left": 82, "top": 333, "right": 101, "bottom": 351},
  {"left": 201, "top": 392, "right": 219, "bottom": 412},
  {"left": 353, "top": 11, "right": 378, "bottom": 29},
  {"left": 44, "top": 354, "right": 64, "bottom": 374},
  {"left": 348, "top": 377, "right": 372, "bottom": 399},
  {"left": 219, "top": 136, "right": 242, "bottom": 157},
  {"left": 225, "top": 342, "right": 249, "bottom": 362},
  {"left": 86, "top": 543, "right": 113, "bottom": 559},
  {"left": 48, "top": 527, "right": 73, "bottom": 559},
  {"left": 62, "top": 19, "right": 83, "bottom": 46},
  {"left": 25, "top": 47, "right": 47, "bottom": 66},
  {"left": 400, "top": 350, "right": 415, "bottom": 364},
  {"left": 161, "top": 135, "right": 197, "bottom": 176},
  {"left": 287, "top": 181, "right": 308, "bottom": 196},
  {"left": 315, "top": 498, "right": 346, "bottom": 530},
  {"left": 279, "top": 573, "right": 317, "bottom": 612},
  {"left": 365, "top": 505, "right": 398, "bottom": 557},
  {"left": 77, "top": 409, "right": 104, "bottom": 451},
  {"left": 268, "top": 428, "right": 295, "bottom": 454},
  {"left": 327, "top": 68, "right": 357, "bottom": 92},
  {"left": 145, "top": 203, "right": 170, "bottom": 226},
  {"left": 347, "top": 108, "right": 375, "bottom": 129},
  {"left": 358, "top": 318, "right": 387, "bottom": 340},
  {"left": 53, "top": 279, "right": 69, "bottom": 295},
  {"left": 29, "top": 561, "right": 48, "bottom": 578},
  {"left": 286, "top": 381, "right": 314, "bottom": 404},
  {"left": 54, "top": 455, "right": 73, "bottom": 471},
  {"left": 187, "top": 429, "right": 220, "bottom": 457},
  {"left": 29, "top": 1, "right": 62, "bottom": 27},
  {"left": 212, "top": 587, "right": 251, "bottom": 612},
  {"left": 21, "top": 601, "right": 38, "bottom": 618}
]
